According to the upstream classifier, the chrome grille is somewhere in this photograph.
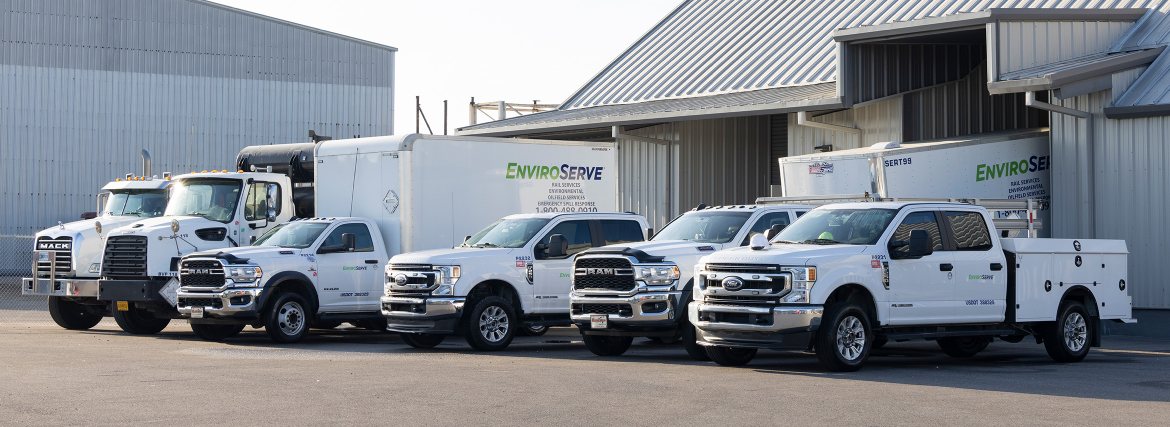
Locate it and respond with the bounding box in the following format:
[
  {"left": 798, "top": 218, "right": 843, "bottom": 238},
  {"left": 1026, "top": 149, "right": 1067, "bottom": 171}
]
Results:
[
  {"left": 386, "top": 264, "right": 437, "bottom": 295},
  {"left": 573, "top": 257, "right": 636, "bottom": 291},
  {"left": 701, "top": 264, "right": 790, "bottom": 300},
  {"left": 34, "top": 237, "right": 73, "bottom": 278},
  {"left": 180, "top": 259, "right": 226, "bottom": 289},
  {"left": 102, "top": 236, "right": 148, "bottom": 278}
]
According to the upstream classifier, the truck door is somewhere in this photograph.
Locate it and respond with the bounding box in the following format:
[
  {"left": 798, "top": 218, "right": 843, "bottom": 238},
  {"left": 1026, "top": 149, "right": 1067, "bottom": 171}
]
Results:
[
  {"left": 886, "top": 210, "right": 953, "bottom": 325},
  {"left": 241, "top": 181, "right": 284, "bottom": 244},
  {"left": 314, "top": 223, "right": 382, "bottom": 313},
  {"left": 530, "top": 220, "right": 595, "bottom": 313},
  {"left": 940, "top": 210, "right": 1006, "bottom": 323}
]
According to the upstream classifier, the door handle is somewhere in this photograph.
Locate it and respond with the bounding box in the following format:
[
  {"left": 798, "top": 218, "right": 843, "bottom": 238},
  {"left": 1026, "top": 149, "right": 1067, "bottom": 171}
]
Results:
[
  {"left": 990, "top": 263, "right": 1003, "bottom": 271},
  {"left": 364, "top": 260, "right": 379, "bottom": 264},
  {"left": 940, "top": 263, "right": 954, "bottom": 272}
]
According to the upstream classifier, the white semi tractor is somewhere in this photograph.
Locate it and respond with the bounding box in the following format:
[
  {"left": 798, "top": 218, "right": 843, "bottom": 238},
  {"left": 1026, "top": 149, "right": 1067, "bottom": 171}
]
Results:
[
  {"left": 174, "top": 134, "right": 622, "bottom": 342},
  {"left": 22, "top": 173, "right": 171, "bottom": 330}
]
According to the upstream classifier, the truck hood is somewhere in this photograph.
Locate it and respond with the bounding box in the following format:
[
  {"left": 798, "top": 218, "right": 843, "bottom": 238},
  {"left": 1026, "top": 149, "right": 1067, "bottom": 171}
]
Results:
[
  {"left": 390, "top": 247, "right": 514, "bottom": 264},
  {"left": 702, "top": 244, "right": 867, "bottom": 265},
  {"left": 187, "top": 245, "right": 303, "bottom": 263},
  {"left": 110, "top": 216, "right": 240, "bottom": 250},
  {"left": 595, "top": 240, "right": 727, "bottom": 260}
]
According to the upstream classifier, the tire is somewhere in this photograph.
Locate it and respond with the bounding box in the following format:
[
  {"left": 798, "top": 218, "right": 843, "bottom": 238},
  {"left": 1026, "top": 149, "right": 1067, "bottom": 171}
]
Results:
[
  {"left": 400, "top": 333, "right": 445, "bottom": 349},
  {"left": 352, "top": 318, "right": 389, "bottom": 332},
  {"left": 937, "top": 337, "right": 991, "bottom": 358},
  {"left": 519, "top": 324, "right": 549, "bottom": 336},
  {"left": 264, "top": 293, "right": 311, "bottom": 343},
  {"left": 190, "top": 323, "right": 245, "bottom": 341},
  {"left": 111, "top": 304, "right": 171, "bottom": 335},
  {"left": 463, "top": 296, "right": 517, "bottom": 351},
  {"left": 814, "top": 302, "right": 873, "bottom": 372},
  {"left": 681, "top": 320, "right": 710, "bottom": 361},
  {"left": 705, "top": 346, "right": 757, "bottom": 366},
  {"left": 1044, "top": 300, "right": 1093, "bottom": 363},
  {"left": 47, "top": 297, "right": 102, "bottom": 330},
  {"left": 582, "top": 334, "right": 633, "bottom": 356},
  {"left": 312, "top": 320, "right": 343, "bottom": 330}
]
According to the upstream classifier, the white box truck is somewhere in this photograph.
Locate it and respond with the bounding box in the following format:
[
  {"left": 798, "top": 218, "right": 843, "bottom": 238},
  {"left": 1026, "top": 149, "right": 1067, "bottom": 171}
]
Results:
[{"left": 174, "top": 134, "right": 621, "bottom": 342}]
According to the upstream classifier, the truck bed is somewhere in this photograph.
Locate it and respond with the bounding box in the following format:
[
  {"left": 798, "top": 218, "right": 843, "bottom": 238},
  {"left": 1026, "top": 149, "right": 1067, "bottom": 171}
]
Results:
[{"left": 1002, "top": 238, "right": 1131, "bottom": 322}]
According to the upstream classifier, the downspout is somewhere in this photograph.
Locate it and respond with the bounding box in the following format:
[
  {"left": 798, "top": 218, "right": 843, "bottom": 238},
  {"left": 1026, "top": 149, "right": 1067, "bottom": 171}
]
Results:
[{"left": 1024, "top": 91, "right": 1094, "bottom": 238}]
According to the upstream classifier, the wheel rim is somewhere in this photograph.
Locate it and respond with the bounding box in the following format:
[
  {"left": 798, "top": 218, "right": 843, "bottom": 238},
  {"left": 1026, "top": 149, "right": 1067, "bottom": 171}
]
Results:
[
  {"left": 528, "top": 325, "right": 547, "bottom": 333},
  {"left": 478, "top": 305, "right": 510, "bottom": 342},
  {"left": 835, "top": 315, "right": 866, "bottom": 361},
  {"left": 278, "top": 301, "right": 305, "bottom": 336},
  {"left": 1063, "top": 311, "right": 1088, "bottom": 352}
]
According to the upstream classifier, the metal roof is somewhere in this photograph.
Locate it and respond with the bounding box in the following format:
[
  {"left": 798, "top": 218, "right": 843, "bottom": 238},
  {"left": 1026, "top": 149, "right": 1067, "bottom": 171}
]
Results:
[
  {"left": 196, "top": 0, "right": 396, "bottom": 52},
  {"left": 988, "top": 48, "right": 1165, "bottom": 94},
  {"left": 1107, "top": 51, "right": 1170, "bottom": 117}
]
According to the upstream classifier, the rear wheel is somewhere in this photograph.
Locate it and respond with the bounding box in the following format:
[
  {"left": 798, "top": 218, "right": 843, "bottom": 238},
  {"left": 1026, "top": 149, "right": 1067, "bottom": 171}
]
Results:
[
  {"left": 111, "top": 304, "right": 171, "bottom": 335},
  {"left": 463, "top": 296, "right": 517, "bottom": 351},
  {"left": 47, "top": 297, "right": 102, "bottom": 330},
  {"left": 814, "top": 302, "right": 872, "bottom": 372},
  {"left": 582, "top": 334, "right": 633, "bottom": 356},
  {"left": 400, "top": 333, "right": 445, "bottom": 349},
  {"left": 190, "top": 323, "right": 245, "bottom": 341},
  {"left": 705, "top": 346, "right": 757, "bottom": 366},
  {"left": 1044, "top": 300, "right": 1093, "bottom": 363},
  {"left": 264, "top": 293, "right": 311, "bottom": 343},
  {"left": 937, "top": 337, "right": 991, "bottom": 358}
]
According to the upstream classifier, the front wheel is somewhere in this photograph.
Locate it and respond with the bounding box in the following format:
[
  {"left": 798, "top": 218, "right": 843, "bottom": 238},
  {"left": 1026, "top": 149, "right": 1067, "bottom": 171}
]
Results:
[
  {"left": 681, "top": 320, "right": 709, "bottom": 361},
  {"left": 48, "top": 297, "right": 102, "bottom": 330},
  {"left": 1044, "top": 300, "right": 1093, "bottom": 363},
  {"left": 264, "top": 293, "right": 311, "bottom": 343},
  {"left": 705, "top": 346, "right": 757, "bottom": 366},
  {"left": 582, "top": 334, "right": 633, "bottom": 356},
  {"left": 400, "top": 333, "right": 445, "bottom": 349},
  {"left": 937, "top": 337, "right": 991, "bottom": 358},
  {"left": 351, "top": 318, "right": 389, "bottom": 332},
  {"left": 190, "top": 323, "right": 245, "bottom": 341},
  {"left": 814, "top": 302, "right": 873, "bottom": 372},
  {"left": 111, "top": 303, "right": 171, "bottom": 335},
  {"left": 463, "top": 296, "right": 517, "bottom": 351}
]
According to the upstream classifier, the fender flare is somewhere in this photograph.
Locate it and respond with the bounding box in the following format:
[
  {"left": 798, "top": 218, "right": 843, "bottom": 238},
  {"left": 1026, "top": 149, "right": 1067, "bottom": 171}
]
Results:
[
  {"left": 256, "top": 270, "right": 318, "bottom": 313},
  {"left": 673, "top": 278, "right": 695, "bottom": 323}
]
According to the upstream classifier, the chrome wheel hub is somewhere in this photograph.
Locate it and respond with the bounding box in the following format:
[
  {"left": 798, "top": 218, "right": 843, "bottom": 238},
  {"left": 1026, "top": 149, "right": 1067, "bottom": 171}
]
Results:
[
  {"left": 479, "top": 305, "right": 510, "bottom": 342},
  {"left": 836, "top": 315, "right": 866, "bottom": 361},
  {"left": 278, "top": 301, "right": 305, "bottom": 336},
  {"left": 1063, "top": 311, "right": 1088, "bottom": 352}
]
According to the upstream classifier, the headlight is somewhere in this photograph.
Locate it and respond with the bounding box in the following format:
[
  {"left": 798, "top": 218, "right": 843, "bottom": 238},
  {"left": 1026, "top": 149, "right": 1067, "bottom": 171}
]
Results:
[
  {"left": 782, "top": 266, "right": 817, "bottom": 303},
  {"left": 636, "top": 264, "right": 680, "bottom": 286},
  {"left": 432, "top": 284, "right": 454, "bottom": 296},
  {"left": 783, "top": 266, "right": 817, "bottom": 282},
  {"left": 228, "top": 266, "right": 263, "bottom": 284},
  {"left": 435, "top": 265, "right": 461, "bottom": 286}
]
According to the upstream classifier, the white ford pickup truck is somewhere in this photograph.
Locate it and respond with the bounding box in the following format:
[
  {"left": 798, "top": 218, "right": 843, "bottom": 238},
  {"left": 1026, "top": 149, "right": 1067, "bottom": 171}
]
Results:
[{"left": 690, "top": 201, "right": 1132, "bottom": 371}]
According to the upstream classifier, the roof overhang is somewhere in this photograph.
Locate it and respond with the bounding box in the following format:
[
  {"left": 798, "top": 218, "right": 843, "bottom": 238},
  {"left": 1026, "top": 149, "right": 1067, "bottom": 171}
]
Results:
[
  {"left": 834, "top": 8, "right": 1149, "bottom": 43},
  {"left": 987, "top": 47, "right": 1165, "bottom": 96}
]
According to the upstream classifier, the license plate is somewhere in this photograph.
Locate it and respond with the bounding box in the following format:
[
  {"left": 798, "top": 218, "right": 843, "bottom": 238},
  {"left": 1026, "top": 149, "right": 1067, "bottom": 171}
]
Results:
[
  {"left": 590, "top": 314, "right": 608, "bottom": 329},
  {"left": 116, "top": 301, "right": 129, "bottom": 312},
  {"left": 191, "top": 306, "right": 204, "bottom": 319}
]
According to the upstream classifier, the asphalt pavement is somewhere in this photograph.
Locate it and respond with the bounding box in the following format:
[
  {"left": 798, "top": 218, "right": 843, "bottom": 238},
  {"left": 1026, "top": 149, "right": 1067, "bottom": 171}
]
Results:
[{"left": 2, "top": 316, "right": 1169, "bottom": 426}]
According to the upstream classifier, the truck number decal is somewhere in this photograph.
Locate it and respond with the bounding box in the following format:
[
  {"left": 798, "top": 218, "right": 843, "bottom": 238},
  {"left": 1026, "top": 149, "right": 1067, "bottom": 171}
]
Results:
[
  {"left": 339, "top": 292, "right": 370, "bottom": 297},
  {"left": 964, "top": 299, "right": 995, "bottom": 305}
]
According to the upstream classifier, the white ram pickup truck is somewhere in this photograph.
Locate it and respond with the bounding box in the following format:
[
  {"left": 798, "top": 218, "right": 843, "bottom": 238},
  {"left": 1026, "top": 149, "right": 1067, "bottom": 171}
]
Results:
[
  {"left": 690, "top": 201, "right": 1132, "bottom": 371},
  {"left": 570, "top": 204, "right": 812, "bottom": 359},
  {"left": 176, "top": 218, "right": 389, "bottom": 342},
  {"left": 382, "top": 212, "right": 649, "bottom": 351}
]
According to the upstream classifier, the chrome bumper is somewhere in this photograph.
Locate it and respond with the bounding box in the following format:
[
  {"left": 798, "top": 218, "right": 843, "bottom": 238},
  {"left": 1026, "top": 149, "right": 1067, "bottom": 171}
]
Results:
[
  {"left": 689, "top": 302, "right": 822, "bottom": 349},
  {"left": 176, "top": 287, "right": 263, "bottom": 317},
  {"left": 381, "top": 296, "right": 465, "bottom": 333},
  {"left": 570, "top": 291, "right": 680, "bottom": 324},
  {"left": 21, "top": 277, "right": 100, "bottom": 298}
]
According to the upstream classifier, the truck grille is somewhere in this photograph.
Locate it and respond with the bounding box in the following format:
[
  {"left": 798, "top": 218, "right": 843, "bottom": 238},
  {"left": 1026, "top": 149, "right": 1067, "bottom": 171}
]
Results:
[
  {"left": 34, "top": 236, "right": 73, "bottom": 278},
  {"left": 180, "top": 259, "right": 226, "bottom": 288},
  {"left": 572, "top": 303, "right": 632, "bottom": 317},
  {"left": 178, "top": 297, "right": 223, "bottom": 309},
  {"left": 573, "top": 257, "right": 636, "bottom": 291},
  {"left": 386, "top": 264, "right": 437, "bottom": 295},
  {"left": 702, "top": 264, "right": 789, "bottom": 296},
  {"left": 102, "top": 236, "right": 148, "bottom": 278}
]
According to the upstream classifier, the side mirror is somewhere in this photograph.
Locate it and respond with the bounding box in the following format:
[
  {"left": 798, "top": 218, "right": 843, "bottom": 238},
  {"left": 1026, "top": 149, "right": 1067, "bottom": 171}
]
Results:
[
  {"left": 265, "top": 183, "right": 279, "bottom": 222},
  {"left": 764, "top": 224, "right": 785, "bottom": 240},
  {"left": 890, "top": 229, "right": 933, "bottom": 259},
  {"left": 546, "top": 234, "right": 568, "bottom": 258},
  {"left": 249, "top": 235, "right": 257, "bottom": 245},
  {"left": 464, "top": 235, "right": 472, "bottom": 243},
  {"left": 341, "top": 233, "right": 357, "bottom": 252},
  {"left": 646, "top": 228, "right": 654, "bottom": 239}
]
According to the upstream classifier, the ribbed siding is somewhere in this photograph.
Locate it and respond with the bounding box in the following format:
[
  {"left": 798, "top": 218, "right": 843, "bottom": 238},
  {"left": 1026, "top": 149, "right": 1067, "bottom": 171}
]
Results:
[
  {"left": 904, "top": 65, "right": 1048, "bottom": 141},
  {"left": 996, "top": 20, "right": 1133, "bottom": 77},
  {"left": 769, "top": 115, "right": 788, "bottom": 186},
  {"left": 787, "top": 96, "right": 903, "bottom": 156}
]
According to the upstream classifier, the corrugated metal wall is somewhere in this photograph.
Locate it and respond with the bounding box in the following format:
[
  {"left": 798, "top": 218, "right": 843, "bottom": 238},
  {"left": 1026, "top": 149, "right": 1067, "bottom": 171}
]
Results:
[
  {"left": 848, "top": 43, "right": 983, "bottom": 104},
  {"left": 787, "top": 96, "right": 903, "bottom": 156},
  {"left": 619, "top": 116, "right": 771, "bottom": 230},
  {"left": 994, "top": 20, "right": 1133, "bottom": 77},
  {"left": 904, "top": 65, "right": 1047, "bottom": 141},
  {"left": 0, "top": 0, "right": 395, "bottom": 270}
]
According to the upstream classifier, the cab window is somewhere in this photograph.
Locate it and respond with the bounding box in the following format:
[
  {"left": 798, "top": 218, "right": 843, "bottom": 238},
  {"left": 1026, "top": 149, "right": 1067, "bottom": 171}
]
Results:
[
  {"left": 538, "top": 220, "right": 592, "bottom": 259},
  {"left": 244, "top": 182, "right": 281, "bottom": 221},
  {"left": 742, "top": 212, "right": 793, "bottom": 245},
  {"left": 890, "top": 211, "right": 943, "bottom": 256},
  {"left": 321, "top": 223, "right": 375, "bottom": 252},
  {"left": 944, "top": 211, "right": 993, "bottom": 251},
  {"left": 600, "top": 220, "right": 644, "bottom": 245}
]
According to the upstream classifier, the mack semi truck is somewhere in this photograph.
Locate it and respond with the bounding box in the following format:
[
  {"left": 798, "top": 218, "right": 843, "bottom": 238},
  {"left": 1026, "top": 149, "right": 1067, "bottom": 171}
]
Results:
[
  {"left": 175, "top": 134, "right": 622, "bottom": 342},
  {"left": 569, "top": 204, "right": 812, "bottom": 359},
  {"left": 22, "top": 174, "right": 171, "bottom": 330},
  {"left": 689, "top": 199, "right": 1132, "bottom": 371}
]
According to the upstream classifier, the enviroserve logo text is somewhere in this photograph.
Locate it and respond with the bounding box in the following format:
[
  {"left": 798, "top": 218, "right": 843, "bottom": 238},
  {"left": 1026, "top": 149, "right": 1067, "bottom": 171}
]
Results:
[
  {"left": 975, "top": 155, "right": 1048, "bottom": 182},
  {"left": 506, "top": 163, "right": 604, "bottom": 181}
]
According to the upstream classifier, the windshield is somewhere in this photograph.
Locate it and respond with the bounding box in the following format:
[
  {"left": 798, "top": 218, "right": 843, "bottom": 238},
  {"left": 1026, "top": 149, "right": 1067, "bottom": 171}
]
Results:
[
  {"left": 463, "top": 218, "right": 551, "bottom": 248},
  {"left": 653, "top": 211, "right": 752, "bottom": 243},
  {"left": 164, "top": 179, "right": 242, "bottom": 223},
  {"left": 103, "top": 190, "right": 167, "bottom": 218},
  {"left": 773, "top": 208, "right": 897, "bottom": 245},
  {"left": 253, "top": 222, "right": 330, "bottom": 249}
]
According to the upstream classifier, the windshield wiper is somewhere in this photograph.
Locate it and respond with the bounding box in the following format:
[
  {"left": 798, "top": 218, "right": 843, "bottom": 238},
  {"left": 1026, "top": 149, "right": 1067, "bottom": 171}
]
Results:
[
  {"left": 473, "top": 242, "right": 499, "bottom": 248},
  {"left": 184, "top": 211, "right": 212, "bottom": 220},
  {"left": 773, "top": 240, "right": 798, "bottom": 244},
  {"left": 801, "top": 239, "right": 842, "bottom": 245}
]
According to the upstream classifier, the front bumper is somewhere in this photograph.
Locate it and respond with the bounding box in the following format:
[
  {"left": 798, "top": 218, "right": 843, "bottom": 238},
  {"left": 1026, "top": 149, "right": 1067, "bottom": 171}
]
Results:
[
  {"left": 97, "top": 279, "right": 170, "bottom": 303},
  {"left": 570, "top": 291, "right": 681, "bottom": 334},
  {"left": 21, "top": 277, "right": 100, "bottom": 298},
  {"left": 381, "top": 296, "right": 465, "bottom": 334},
  {"left": 177, "top": 286, "right": 263, "bottom": 320},
  {"left": 689, "top": 302, "right": 822, "bottom": 350}
]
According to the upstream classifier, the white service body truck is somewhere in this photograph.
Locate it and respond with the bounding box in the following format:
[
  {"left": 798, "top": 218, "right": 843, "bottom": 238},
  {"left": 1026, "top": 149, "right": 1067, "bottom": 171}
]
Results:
[
  {"left": 569, "top": 204, "right": 813, "bottom": 359},
  {"left": 176, "top": 134, "right": 622, "bottom": 342},
  {"left": 383, "top": 212, "right": 649, "bottom": 351},
  {"left": 690, "top": 201, "right": 1131, "bottom": 371},
  {"left": 22, "top": 176, "right": 171, "bottom": 330}
]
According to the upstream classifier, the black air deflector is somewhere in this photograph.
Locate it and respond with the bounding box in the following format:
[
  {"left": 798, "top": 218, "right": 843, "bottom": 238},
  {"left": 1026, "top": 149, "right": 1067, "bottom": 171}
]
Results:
[{"left": 579, "top": 247, "right": 665, "bottom": 263}]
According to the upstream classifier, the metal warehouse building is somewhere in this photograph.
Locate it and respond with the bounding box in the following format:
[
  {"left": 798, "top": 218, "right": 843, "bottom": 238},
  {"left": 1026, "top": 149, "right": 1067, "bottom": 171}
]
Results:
[
  {"left": 0, "top": 0, "right": 395, "bottom": 270},
  {"left": 461, "top": 0, "right": 1170, "bottom": 332}
]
